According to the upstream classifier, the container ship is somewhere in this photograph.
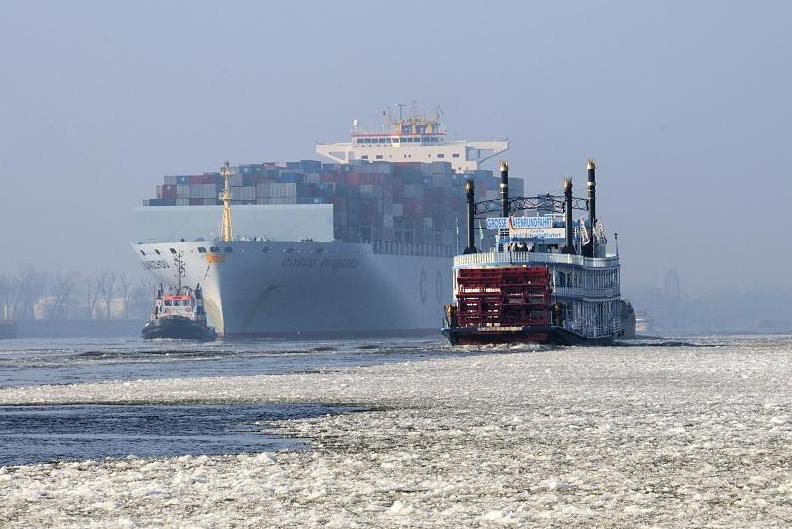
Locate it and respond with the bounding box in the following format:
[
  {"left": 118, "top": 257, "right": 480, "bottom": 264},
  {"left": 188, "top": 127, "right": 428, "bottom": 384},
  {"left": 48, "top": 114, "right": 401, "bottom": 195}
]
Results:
[
  {"left": 133, "top": 109, "right": 512, "bottom": 337},
  {"left": 442, "top": 160, "right": 623, "bottom": 345}
]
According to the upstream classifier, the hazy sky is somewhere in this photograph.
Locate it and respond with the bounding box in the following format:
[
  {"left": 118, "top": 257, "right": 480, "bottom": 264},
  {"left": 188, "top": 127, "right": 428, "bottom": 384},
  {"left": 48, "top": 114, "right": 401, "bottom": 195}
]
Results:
[{"left": 0, "top": 1, "right": 790, "bottom": 297}]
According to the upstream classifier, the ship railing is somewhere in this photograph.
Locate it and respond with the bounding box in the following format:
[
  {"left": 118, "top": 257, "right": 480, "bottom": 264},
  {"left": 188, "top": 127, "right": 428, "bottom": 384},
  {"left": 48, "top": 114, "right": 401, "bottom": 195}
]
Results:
[
  {"left": 372, "top": 240, "right": 455, "bottom": 258},
  {"left": 553, "top": 286, "right": 621, "bottom": 299},
  {"left": 454, "top": 251, "right": 619, "bottom": 269}
]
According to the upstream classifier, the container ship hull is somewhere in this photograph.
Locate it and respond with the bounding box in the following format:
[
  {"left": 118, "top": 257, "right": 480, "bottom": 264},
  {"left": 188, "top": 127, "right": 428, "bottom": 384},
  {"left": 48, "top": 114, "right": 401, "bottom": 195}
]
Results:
[{"left": 135, "top": 240, "right": 450, "bottom": 337}]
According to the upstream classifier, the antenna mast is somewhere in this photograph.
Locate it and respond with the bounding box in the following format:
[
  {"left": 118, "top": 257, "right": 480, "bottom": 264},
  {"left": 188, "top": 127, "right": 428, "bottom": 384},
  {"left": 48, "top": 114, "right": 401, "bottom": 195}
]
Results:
[
  {"left": 175, "top": 251, "right": 185, "bottom": 290},
  {"left": 220, "top": 161, "right": 234, "bottom": 242},
  {"left": 396, "top": 103, "right": 406, "bottom": 121}
]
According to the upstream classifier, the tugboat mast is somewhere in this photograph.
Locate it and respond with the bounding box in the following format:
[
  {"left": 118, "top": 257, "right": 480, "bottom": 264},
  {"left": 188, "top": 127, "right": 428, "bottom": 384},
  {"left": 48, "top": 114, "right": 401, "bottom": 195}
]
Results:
[
  {"left": 174, "top": 251, "right": 185, "bottom": 290},
  {"left": 220, "top": 161, "right": 234, "bottom": 242}
]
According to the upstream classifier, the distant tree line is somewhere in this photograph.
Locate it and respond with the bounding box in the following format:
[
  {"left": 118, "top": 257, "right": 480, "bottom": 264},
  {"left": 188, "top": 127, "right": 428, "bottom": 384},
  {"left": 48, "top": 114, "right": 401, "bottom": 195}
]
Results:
[{"left": 0, "top": 266, "right": 155, "bottom": 321}]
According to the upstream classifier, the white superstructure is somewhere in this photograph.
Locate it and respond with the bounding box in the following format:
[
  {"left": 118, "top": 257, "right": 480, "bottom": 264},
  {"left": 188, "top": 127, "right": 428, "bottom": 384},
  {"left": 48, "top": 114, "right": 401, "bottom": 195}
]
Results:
[{"left": 315, "top": 109, "right": 508, "bottom": 173}]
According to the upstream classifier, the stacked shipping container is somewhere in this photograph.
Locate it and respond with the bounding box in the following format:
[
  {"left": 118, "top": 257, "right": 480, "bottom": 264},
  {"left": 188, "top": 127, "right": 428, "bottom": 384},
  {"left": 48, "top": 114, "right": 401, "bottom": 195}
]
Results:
[{"left": 146, "top": 160, "right": 522, "bottom": 250}]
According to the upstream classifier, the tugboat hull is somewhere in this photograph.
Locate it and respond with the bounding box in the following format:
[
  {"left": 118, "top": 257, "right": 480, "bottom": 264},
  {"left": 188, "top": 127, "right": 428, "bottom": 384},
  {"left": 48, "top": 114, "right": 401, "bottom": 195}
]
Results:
[{"left": 142, "top": 317, "right": 216, "bottom": 341}]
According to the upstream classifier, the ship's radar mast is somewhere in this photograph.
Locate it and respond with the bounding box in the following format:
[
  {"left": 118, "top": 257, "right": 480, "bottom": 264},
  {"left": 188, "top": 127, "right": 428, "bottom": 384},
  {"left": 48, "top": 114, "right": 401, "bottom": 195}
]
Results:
[{"left": 220, "top": 161, "right": 234, "bottom": 242}]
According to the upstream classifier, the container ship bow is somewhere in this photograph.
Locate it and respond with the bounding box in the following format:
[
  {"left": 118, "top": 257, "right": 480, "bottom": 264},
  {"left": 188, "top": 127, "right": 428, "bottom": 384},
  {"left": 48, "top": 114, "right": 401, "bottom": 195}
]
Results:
[
  {"left": 133, "top": 109, "right": 511, "bottom": 338},
  {"left": 442, "top": 160, "right": 623, "bottom": 345}
]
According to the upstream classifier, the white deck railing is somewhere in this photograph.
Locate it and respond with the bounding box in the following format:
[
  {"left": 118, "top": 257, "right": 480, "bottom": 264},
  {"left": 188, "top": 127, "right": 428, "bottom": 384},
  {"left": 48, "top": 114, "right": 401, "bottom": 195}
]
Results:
[{"left": 454, "top": 251, "right": 619, "bottom": 269}]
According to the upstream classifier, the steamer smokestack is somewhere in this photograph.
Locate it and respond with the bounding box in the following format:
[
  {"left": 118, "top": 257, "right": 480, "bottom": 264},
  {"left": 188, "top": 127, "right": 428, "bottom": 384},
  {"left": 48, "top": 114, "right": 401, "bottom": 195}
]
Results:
[
  {"left": 499, "top": 161, "right": 509, "bottom": 218},
  {"left": 587, "top": 159, "right": 596, "bottom": 227},
  {"left": 464, "top": 179, "right": 477, "bottom": 254},
  {"left": 585, "top": 158, "right": 596, "bottom": 257},
  {"left": 562, "top": 177, "right": 574, "bottom": 253}
]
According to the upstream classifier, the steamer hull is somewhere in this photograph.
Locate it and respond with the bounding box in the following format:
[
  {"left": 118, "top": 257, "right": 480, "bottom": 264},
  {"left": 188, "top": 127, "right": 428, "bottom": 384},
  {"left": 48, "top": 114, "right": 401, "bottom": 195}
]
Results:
[{"left": 442, "top": 326, "right": 615, "bottom": 346}]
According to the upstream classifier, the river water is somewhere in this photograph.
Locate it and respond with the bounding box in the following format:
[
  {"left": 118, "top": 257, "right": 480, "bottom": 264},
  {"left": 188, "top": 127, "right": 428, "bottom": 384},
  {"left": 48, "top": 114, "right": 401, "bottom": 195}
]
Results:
[
  {"left": 1, "top": 334, "right": 789, "bottom": 528},
  {"left": 0, "top": 336, "right": 461, "bottom": 465}
]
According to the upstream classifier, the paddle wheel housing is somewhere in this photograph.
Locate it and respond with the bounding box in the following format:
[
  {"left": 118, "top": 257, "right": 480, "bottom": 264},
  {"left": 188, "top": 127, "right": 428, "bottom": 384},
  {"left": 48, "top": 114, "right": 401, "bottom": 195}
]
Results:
[{"left": 455, "top": 266, "right": 551, "bottom": 328}]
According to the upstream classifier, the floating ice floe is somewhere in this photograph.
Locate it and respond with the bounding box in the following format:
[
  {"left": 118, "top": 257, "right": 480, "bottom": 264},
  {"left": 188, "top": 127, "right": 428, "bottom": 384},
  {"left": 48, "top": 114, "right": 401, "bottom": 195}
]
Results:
[{"left": 0, "top": 337, "right": 791, "bottom": 527}]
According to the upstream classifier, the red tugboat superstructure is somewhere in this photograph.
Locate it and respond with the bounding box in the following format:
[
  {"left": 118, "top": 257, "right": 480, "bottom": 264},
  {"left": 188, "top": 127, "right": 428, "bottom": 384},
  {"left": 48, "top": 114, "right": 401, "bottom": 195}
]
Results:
[{"left": 442, "top": 160, "right": 622, "bottom": 345}]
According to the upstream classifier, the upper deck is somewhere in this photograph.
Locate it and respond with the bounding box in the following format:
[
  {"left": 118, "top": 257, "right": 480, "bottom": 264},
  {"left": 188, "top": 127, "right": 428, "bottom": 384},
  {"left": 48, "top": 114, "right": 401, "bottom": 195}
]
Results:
[
  {"left": 351, "top": 112, "right": 447, "bottom": 138},
  {"left": 316, "top": 108, "right": 508, "bottom": 173}
]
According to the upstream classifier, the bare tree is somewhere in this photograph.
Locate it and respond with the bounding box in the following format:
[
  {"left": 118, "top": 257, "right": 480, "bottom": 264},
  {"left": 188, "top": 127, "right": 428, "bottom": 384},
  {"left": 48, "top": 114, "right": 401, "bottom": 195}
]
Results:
[
  {"left": 85, "top": 274, "right": 102, "bottom": 320},
  {"left": 50, "top": 272, "right": 76, "bottom": 320},
  {"left": 0, "top": 275, "right": 15, "bottom": 320},
  {"left": 118, "top": 272, "right": 133, "bottom": 320},
  {"left": 15, "top": 266, "right": 47, "bottom": 320},
  {"left": 98, "top": 271, "right": 117, "bottom": 320},
  {"left": 130, "top": 276, "right": 156, "bottom": 319}
]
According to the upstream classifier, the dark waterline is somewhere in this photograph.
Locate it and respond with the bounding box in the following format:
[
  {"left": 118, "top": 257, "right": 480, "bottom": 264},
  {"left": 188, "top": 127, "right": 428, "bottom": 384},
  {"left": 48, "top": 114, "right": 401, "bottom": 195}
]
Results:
[{"left": 0, "top": 403, "right": 364, "bottom": 466}]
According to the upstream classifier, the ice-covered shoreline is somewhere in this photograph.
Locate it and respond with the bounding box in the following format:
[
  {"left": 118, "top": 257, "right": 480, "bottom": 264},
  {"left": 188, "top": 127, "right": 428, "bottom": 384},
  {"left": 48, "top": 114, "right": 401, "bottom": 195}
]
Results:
[{"left": 1, "top": 341, "right": 791, "bottom": 528}]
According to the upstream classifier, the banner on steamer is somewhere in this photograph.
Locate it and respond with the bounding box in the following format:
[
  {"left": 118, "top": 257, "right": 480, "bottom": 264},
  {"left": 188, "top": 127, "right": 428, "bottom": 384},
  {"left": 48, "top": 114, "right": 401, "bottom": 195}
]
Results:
[
  {"left": 485, "top": 216, "right": 564, "bottom": 240},
  {"left": 485, "top": 216, "right": 554, "bottom": 230},
  {"left": 509, "top": 226, "right": 566, "bottom": 241}
]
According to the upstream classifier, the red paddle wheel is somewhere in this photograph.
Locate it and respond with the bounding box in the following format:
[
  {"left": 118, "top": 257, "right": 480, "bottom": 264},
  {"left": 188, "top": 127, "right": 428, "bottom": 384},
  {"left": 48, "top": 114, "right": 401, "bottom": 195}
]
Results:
[{"left": 455, "top": 266, "right": 551, "bottom": 328}]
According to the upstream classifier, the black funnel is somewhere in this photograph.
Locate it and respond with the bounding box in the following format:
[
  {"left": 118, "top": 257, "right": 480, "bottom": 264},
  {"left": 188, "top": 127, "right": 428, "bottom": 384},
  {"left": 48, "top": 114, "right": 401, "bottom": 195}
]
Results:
[
  {"left": 499, "top": 161, "right": 509, "bottom": 218},
  {"left": 464, "top": 179, "right": 477, "bottom": 254},
  {"left": 562, "top": 177, "right": 574, "bottom": 253},
  {"left": 584, "top": 159, "right": 596, "bottom": 257}
]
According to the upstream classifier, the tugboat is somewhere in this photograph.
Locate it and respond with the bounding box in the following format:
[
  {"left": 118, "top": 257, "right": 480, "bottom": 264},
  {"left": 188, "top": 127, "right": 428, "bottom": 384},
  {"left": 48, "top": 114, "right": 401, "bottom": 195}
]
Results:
[
  {"left": 141, "top": 252, "right": 217, "bottom": 341},
  {"left": 442, "top": 160, "right": 623, "bottom": 345}
]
